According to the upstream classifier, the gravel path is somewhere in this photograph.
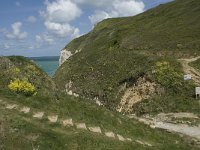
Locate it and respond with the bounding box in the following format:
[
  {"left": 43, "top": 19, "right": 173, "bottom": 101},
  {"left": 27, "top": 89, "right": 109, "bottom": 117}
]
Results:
[{"left": 129, "top": 113, "right": 200, "bottom": 142}]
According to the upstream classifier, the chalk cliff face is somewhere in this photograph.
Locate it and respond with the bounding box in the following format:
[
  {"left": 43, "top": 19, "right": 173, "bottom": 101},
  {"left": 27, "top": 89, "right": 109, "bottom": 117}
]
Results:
[
  {"left": 59, "top": 49, "right": 72, "bottom": 66},
  {"left": 59, "top": 48, "right": 82, "bottom": 66}
]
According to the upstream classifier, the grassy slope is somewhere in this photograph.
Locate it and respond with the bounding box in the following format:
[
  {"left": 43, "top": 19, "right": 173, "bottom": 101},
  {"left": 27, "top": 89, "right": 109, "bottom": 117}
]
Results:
[
  {"left": 54, "top": 0, "right": 200, "bottom": 114},
  {"left": 63, "top": 0, "right": 200, "bottom": 55},
  {"left": 0, "top": 56, "right": 198, "bottom": 149},
  {"left": 1, "top": 94, "right": 199, "bottom": 150}
]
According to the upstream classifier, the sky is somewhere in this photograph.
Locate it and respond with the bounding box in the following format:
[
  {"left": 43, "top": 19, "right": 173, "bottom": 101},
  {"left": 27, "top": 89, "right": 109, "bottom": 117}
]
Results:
[{"left": 0, "top": 0, "right": 173, "bottom": 57}]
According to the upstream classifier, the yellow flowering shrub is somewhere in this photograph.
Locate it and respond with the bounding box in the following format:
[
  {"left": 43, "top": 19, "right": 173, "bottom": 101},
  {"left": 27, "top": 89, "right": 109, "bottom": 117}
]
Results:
[{"left": 8, "top": 78, "right": 36, "bottom": 96}]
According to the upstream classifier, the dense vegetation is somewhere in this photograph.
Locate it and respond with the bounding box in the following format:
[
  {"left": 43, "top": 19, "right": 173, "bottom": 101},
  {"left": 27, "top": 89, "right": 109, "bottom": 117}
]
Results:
[
  {"left": 190, "top": 58, "right": 200, "bottom": 71},
  {"left": 0, "top": 56, "right": 57, "bottom": 103},
  {"left": 54, "top": 0, "right": 200, "bottom": 114},
  {"left": 1, "top": 56, "right": 198, "bottom": 149},
  {"left": 1, "top": 0, "right": 200, "bottom": 149}
]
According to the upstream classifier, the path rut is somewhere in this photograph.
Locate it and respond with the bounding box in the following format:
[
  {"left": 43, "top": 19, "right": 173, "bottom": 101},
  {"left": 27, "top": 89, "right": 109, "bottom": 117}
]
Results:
[{"left": 178, "top": 56, "right": 200, "bottom": 85}]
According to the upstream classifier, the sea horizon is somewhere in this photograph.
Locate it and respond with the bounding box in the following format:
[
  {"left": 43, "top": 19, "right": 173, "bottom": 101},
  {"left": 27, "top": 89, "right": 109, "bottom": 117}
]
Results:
[{"left": 29, "top": 56, "right": 59, "bottom": 76}]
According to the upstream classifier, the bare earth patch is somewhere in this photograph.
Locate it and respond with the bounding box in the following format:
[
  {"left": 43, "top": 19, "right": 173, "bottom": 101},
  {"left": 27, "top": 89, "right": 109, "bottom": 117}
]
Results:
[
  {"left": 76, "top": 123, "right": 87, "bottom": 130},
  {"left": 126, "top": 138, "right": 132, "bottom": 142},
  {"left": 105, "top": 132, "right": 115, "bottom": 138},
  {"left": 6, "top": 104, "right": 18, "bottom": 110},
  {"left": 62, "top": 118, "right": 73, "bottom": 127},
  {"left": 178, "top": 56, "right": 200, "bottom": 85},
  {"left": 136, "top": 140, "right": 152, "bottom": 147},
  {"left": 48, "top": 115, "right": 58, "bottom": 123},
  {"left": 130, "top": 113, "right": 200, "bottom": 142},
  {"left": 20, "top": 107, "right": 30, "bottom": 114},
  {"left": 117, "top": 77, "right": 157, "bottom": 113},
  {"left": 88, "top": 126, "right": 102, "bottom": 134},
  {"left": 33, "top": 112, "right": 44, "bottom": 119},
  {"left": 117, "top": 134, "right": 125, "bottom": 141}
]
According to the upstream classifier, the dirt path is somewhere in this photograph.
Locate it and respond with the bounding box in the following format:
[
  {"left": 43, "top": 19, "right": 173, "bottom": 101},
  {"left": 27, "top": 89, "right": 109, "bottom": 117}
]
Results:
[
  {"left": 129, "top": 113, "right": 200, "bottom": 144},
  {"left": 127, "top": 56, "right": 200, "bottom": 145},
  {"left": 153, "top": 122, "right": 200, "bottom": 139},
  {"left": 178, "top": 56, "right": 200, "bottom": 85}
]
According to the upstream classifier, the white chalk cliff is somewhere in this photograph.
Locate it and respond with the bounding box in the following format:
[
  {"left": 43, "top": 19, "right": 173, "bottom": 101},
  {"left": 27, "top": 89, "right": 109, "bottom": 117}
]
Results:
[
  {"left": 59, "top": 49, "right": 82, "bottom": 66},
  {"left": 59, "top": 49, "right": 73, "bottom": 66}
]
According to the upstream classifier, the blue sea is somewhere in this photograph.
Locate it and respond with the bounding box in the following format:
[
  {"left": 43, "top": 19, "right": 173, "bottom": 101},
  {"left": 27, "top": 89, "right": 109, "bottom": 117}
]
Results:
[{"left": 29, "top": 56, "right": 59, "bottom": 76}]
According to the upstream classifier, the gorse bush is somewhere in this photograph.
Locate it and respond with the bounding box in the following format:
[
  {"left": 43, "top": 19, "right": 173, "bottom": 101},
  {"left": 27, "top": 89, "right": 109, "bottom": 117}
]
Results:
[
  {"left": 8, "top": 78, "right": 36, "bottom": 96},
  {"left": 154, "top": 61, "right": 184, "bottom": 92}
]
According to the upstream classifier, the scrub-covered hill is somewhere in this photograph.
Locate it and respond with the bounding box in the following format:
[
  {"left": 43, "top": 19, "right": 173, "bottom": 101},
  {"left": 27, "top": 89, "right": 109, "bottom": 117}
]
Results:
[
  {"left": 1, "top": 56, "right": 198, "bottom": 149},
  {"left": 0, "top": 56, "right": 58, "bottom": 105},
  {"left": 54, "top": 0, "right": 200, "bottom": 114}
]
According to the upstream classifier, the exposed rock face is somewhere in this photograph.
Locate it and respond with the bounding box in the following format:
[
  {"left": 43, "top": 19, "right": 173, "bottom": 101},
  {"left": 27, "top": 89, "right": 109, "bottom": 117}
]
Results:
[
  {"left": 65, "top": 80, "right": 80, "bottom": 97},
  {"left": 65, "top": 81, "right": 104, "bottom": 106},
  {"left": 59, "top": 48, "right": 82, "bottom": 66},
  {"left": 59, "top": 49, "right": 73, "bottom": 66},
  {"left": 117, "top": 77, "right": 157, "bottom": 113}
]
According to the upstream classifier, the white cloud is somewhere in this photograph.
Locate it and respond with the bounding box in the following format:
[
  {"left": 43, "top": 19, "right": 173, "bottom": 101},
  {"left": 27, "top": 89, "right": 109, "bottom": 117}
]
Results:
[
  {"left": 88, "top": 0, "right": 145, "bottom": 25},
  {"left": 113, "top": 1, "right": 145, "bottom": 17},
  {"left": 71, "top": 28, "right": 80, "bottom": 39},
  {"left": 41, "top": 0, "right": 82, "bottom": 23},
  {"left": 44, "top": 21, "right": 80, "bottom": 38},
  {"left": 89, "top": 11, "right": 111, "bottom": 26},
  {"left": 35, "top": 34, "right": 55, "bottom": 44},
  {"left": 27, "top": 16, "right": 37, "bottom": 23},
  {"left": 4, "top": 43, "right": 10, "bottom": 49},
  {"left": 5, "top": 22, "right": 27, "bottom": 40},
  {"left": 40, "top": 0, "right": 81, "bottom": 39},
  {"left": 74, "top": 0, "right": 113, "bottom": 8},
  {"left": 35, "top": 35, "right": 43, "bottom": 42}
]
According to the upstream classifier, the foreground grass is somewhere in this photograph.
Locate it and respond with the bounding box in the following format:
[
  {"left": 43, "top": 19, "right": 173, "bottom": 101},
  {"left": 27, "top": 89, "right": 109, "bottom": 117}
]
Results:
[
  {"left": 0, "top": 108, "right": 140, "bottom": 150},
  {"left": 0, "top": 92, "right": 199, "bottom": 150}
]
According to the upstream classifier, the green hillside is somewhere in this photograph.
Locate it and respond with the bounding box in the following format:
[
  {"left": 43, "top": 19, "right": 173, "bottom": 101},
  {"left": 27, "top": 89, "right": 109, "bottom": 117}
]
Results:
[
  {"left": 54, "top": 0, "right": 200, "bottom": 114},
  {"left": 1, "top": 56, "right": 198, "bottom": 149},
  {"left": 0, "top": 56, "right": 58, "bottom": 106},
  {"left": 1, "top": 0, "right": 200, "bottom": 149},
  {"left": 62, "top": 0, "right": 200, "bottom": 55}
]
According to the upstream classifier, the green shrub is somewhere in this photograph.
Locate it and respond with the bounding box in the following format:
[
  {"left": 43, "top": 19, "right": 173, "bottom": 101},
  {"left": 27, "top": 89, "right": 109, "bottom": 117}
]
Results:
[
  {"left": 154, "top": 61, "right": 184, "bottom": 92},
  {"left": 8, "top": 78, "right": 36, "bottom": 96},
  {"left": 10, "top": 67, "right": 20, "bottom": 74}
]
